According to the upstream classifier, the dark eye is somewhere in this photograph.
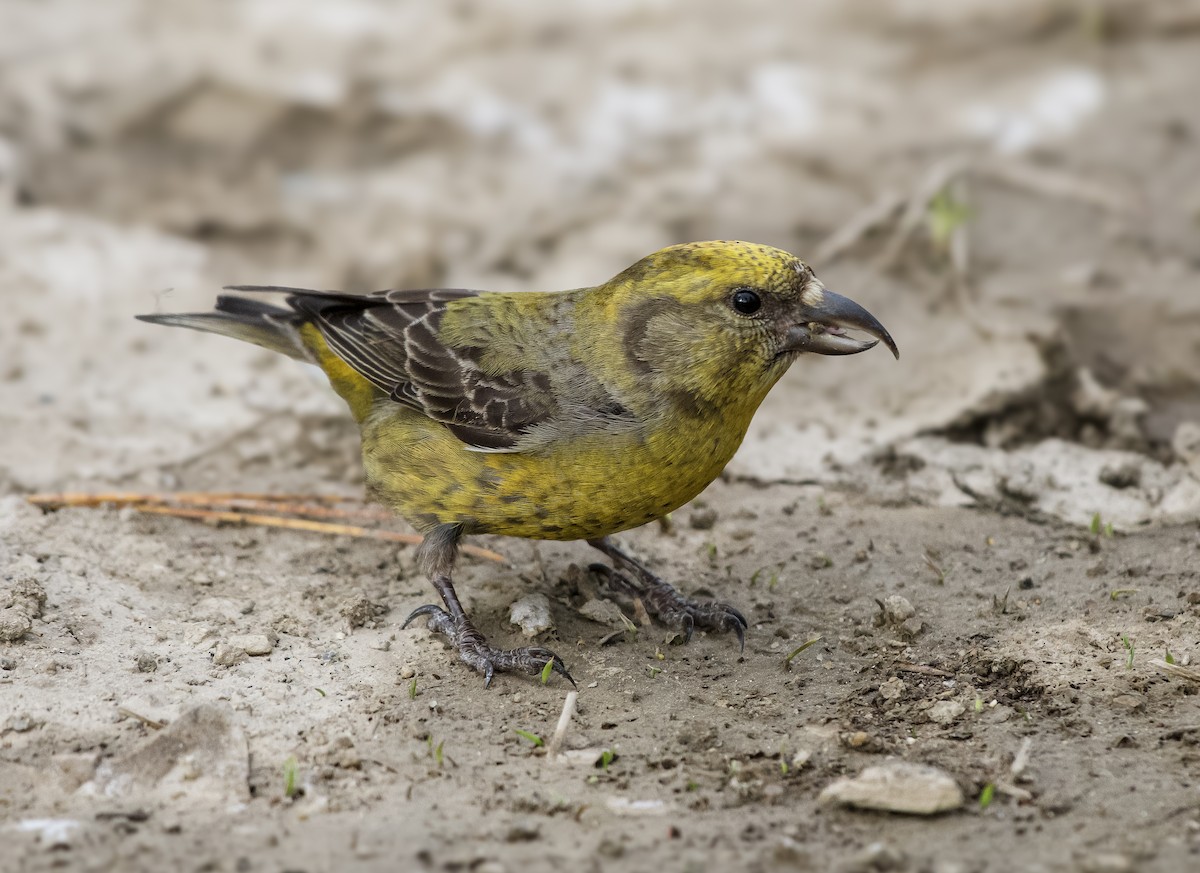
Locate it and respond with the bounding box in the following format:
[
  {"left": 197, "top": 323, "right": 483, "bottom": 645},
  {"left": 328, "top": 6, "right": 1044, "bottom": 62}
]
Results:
[{"left": 731, "top": 288, "right": 761, "bottom": 315}]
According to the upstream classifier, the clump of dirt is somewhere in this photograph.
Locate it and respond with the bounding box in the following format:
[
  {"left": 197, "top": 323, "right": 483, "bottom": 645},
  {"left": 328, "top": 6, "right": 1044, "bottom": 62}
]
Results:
[
  {"left": 0, "top": 568, "right": 46, "bottom": 642},
  {"left": 933, "top": 332, "right": 1178, "bottom": 463}
]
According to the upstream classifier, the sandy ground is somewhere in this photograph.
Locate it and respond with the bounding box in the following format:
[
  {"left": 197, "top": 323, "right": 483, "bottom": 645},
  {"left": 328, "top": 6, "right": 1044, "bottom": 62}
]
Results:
[{"left": 3, "top": 2, "right": 1200, "bottom": 871}]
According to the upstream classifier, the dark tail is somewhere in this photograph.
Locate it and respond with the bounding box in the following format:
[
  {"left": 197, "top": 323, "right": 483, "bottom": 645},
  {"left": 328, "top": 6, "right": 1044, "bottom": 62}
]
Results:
[{"left": 136, "top": 295, "right": 308, "bottom": 359}]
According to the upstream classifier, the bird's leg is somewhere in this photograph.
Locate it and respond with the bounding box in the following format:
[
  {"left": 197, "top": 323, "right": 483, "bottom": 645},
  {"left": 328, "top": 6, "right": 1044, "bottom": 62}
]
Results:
[
  {"left": 586, "top": 537, "right": 747, "bottom": 650},
  {"left": 402, "top": 524, "right": 574, "bottom": 687}
]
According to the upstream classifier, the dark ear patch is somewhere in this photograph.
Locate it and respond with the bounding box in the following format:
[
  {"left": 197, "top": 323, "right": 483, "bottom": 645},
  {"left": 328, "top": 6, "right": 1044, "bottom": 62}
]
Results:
[{"left": 620, "top": 295, "right": 688, "bottom": 374}]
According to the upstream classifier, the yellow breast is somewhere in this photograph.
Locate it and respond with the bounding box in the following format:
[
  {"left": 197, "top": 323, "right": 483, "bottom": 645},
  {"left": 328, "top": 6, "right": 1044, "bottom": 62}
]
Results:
[{"left": 360, "top": 402, "right": 753, "bottom": 540}]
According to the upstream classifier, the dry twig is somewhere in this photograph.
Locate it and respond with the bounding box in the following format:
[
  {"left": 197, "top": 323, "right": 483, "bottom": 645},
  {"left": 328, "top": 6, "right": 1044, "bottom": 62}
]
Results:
[{"left": 26, "top": 491, "right": 506, "bottom": 564}]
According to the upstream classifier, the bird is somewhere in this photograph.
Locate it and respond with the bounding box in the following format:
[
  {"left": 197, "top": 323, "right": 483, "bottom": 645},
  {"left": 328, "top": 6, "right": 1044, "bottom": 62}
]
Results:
[{"left": 138, "top": 240, "right": 897, "bottom": 686}]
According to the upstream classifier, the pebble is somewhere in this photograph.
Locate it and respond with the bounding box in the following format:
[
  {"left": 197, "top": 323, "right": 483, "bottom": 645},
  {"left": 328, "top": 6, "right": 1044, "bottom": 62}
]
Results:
[
  {"left": 509, "top": 593, "right": 553, "bottom": 637},
  {"left": 878, "top": 677, "right": 906, "bottom": 701},
  {"left": 845, "top": 731, "right": 873, "bottom": 749},
  {"left": 229, "top": 633, "right": 274, "bottom": 656},
  {"left": 212, "top": 643, "right": 247, "bottom": 667},
  {"left": 877, "top": 595, "right": 915, "bottom": 626},
  {"left": 818, "top": 760, "right": 964, "bottom": 814},
  {"left": 0, "top": 610, "right": 32, "bottom": 642},
  {"left": 578, "top": 598, "right": 627, "bottom": 628},
  {"left": 928, "top": 700, "right": 965, "bottom": 725}
]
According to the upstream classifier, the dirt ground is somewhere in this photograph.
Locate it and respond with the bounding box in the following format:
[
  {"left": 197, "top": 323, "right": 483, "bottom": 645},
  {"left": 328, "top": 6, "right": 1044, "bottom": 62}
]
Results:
[{"left": 3, "top": 2, "right": 1200, "bottom": 871}]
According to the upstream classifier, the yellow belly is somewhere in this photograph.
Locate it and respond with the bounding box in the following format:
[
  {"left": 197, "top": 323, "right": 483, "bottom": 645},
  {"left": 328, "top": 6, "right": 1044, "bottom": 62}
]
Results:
[{"left": 360, "top": 403, "right": 749, "bottom": 541}]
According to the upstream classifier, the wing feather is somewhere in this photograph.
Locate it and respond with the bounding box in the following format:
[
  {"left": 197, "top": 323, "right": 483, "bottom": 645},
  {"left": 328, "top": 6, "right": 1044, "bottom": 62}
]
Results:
[
  {"left": 230, "top": 286, "right": 570, "bottom": 450},
  {"left": 230, "top": 284, "right": 636, "bottom": 452}
]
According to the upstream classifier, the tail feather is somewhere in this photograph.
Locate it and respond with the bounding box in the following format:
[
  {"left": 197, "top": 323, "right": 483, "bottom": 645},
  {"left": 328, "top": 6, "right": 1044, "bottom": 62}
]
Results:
[{"left": 136, "top": 296, "right": 307, "bottom": 359}]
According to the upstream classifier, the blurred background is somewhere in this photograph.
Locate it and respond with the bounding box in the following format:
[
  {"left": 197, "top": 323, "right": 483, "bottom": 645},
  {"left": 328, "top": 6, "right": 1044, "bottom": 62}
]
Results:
[{"left": 2, "top": 0, "right": 1199, "bottom": 527}]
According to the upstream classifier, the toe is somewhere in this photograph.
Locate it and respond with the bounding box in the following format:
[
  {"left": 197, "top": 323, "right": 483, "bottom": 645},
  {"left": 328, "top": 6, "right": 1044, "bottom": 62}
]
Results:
[
  {"left": 548, "top": 654, "right": 577, "bottom": 688},
  {"left": 402, "top": 604, "right": 451, "bottom": 630},
  {"left": 725, "top": 605, "right": 749, "bottom": 629}
]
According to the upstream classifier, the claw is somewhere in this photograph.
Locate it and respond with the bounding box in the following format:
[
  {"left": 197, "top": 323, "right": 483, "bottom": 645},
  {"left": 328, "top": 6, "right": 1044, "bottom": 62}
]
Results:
[
  {"left": 589, "top": 555, "right": 747, "bottom": 648},
  {"left": 402, "top": 603, "right": 448, "bottom": 628},
  {"left": 404, "top": 604, "right": 573, "bottom": 688},
  {"left": 537, "top": 651, "right": 577, "bottom": 688}
]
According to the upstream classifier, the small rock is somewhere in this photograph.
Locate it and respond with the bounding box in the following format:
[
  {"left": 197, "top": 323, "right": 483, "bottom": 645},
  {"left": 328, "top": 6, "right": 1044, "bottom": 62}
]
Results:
[
  {"left": 928, "top": 700, "right": 965, "bottom": 725},
  {"left": 845, "top": 731, "right": 873, "bottom": 749},
  {"left": 878, "top": 677, "right": 906, "bottom": 701},
  {"left": 688, "top": 507, "right": 718, "bottom": 530},
  {"left": 212, "top": 643, "right": 247, "bottom": 667},
  {"left": 578, "top": 598, "right": 627, "bottom": 628},
  {"left": 1110, "top": 693, "right": 1144, "bottom": 712},
  {"left": 0, "top": 656, "right": 15, "bottom": 670},
  {"left": 228, "top": 633, "right": 273, "bottom": 656},
  {"left": 399, "top": 665, "right": 416, "bottom": 679},
  {"left": 509, "top": 593, "right": 553, "bottom": 638},
  {"left": 135, "top": 652, "right": 158, "bottom": 673},
  {"left": 875, "top": 595, "right": 915, "bottom": 627},
  {"left": 5, "top": 713, "right": 39, "bottom": 733},
  {"left": 0, "top": 572, "right": 47, "bottom": 613},
  {"left": 818, "top": 760, "right": 964, "bottom": 815},
  {"left": 0, "top": 610, "right": 32, "bottom": 642}
]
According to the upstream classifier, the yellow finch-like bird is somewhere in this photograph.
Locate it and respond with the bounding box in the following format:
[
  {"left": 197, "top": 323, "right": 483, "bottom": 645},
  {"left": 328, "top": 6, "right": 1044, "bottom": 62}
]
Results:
[{"left": 139, "top": 241, "right": 897, "bottom": 686}]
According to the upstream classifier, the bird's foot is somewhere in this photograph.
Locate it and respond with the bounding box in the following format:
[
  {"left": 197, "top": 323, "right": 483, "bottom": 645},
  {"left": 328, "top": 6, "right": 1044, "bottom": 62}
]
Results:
[
  {"left": 402, "top": 604, "right": 575, "bottom": 688},
  {"left": 589, "top": 563, "right": 747, "bottom": 650}
]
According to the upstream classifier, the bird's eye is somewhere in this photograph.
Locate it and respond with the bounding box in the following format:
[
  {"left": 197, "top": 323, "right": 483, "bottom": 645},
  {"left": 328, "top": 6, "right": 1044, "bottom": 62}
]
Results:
[{"left": 731, "top": 289, "right": 761, "bottom": 315}]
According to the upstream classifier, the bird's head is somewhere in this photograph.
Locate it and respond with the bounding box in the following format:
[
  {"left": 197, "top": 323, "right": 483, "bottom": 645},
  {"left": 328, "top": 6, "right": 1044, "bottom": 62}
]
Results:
[{"left": 607, "top": 240, "right": 897, "bottom": 413}]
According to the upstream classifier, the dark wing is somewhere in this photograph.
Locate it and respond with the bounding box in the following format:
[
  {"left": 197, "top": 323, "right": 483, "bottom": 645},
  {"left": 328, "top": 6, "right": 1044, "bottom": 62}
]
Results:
[{"left": 226, "top": 285, "right": 557, "bottom": 451}]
